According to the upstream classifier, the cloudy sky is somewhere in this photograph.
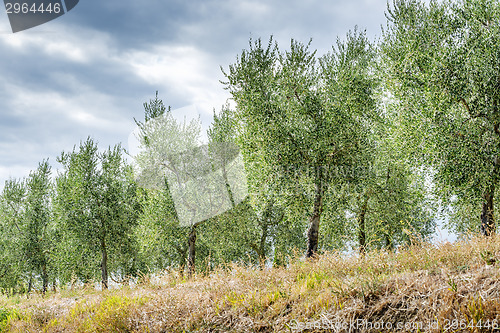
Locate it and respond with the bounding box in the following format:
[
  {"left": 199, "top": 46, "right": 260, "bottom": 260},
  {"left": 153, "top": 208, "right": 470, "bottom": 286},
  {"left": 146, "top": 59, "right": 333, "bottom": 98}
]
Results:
[{"left": 0, "top": 0, "right": 395, "bottom": 185}]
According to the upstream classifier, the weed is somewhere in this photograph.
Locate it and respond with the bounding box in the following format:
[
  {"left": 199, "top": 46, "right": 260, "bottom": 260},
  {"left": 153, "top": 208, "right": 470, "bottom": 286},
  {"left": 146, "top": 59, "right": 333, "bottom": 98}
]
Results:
[
  {"left": 0, "top": 308, "right": 21, "bottom": 332},
  {"left": 447, "top": 277, "right": 458, "bottom": 293}
]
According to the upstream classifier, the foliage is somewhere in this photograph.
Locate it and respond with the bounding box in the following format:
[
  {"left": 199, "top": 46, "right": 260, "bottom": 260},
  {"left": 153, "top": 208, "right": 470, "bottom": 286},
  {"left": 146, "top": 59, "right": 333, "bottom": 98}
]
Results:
[
  {"left": 382, "top": 0, "right": 500, "bottom": 235},
  {"left": 55, "top": 138, "right": 140, "bottom": 288},
  {"left": 0, "top": 161, "right": 54, "bottom": 293},
  {"left": 135, "top": 186, "right": 190, "bottom": 272},
  {"left": 4, "top": 236, "right": 500, "bottom": 332},
  {"left": 222, "top": 32, "right": 380, "bottom": 256}
]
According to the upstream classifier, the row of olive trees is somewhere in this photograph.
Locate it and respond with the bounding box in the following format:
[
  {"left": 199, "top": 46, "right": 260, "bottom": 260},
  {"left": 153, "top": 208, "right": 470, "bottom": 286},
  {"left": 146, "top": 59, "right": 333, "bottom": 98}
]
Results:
[
  {"left": 0, "top": 87, "right": 431, "bottom": 294},
  {"left": 218, "top": 0, "right": 500, "bottom": 254},
  {"left": 0, "top": 140, "right": 140, "bottom": 293},
  {"left": 0, "top": 97, "right": 304, "bottom": 293},
  {"left": 221, "top": 29, "right": 436, "bottom": 258},
  {"left": 1, "top": 0, "right": 494, "bottom": 293},
  {"left": 135, "top": 28, "right": 437, "bottom": 271},
  {"left": 0, "top": 34, "right": 437, "bottom": 295}
]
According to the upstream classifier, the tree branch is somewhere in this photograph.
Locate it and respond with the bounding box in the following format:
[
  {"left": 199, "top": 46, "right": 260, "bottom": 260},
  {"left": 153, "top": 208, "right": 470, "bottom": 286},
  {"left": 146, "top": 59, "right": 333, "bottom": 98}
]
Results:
[
  {"left": 460, "top": 98, "right": 471, "bottom": 114},
  {"left": 460, "top": 98, "right": 488, "bottom": 119},
  {"left": 494, "top": 123, "right": 500, "bottom": 138},
  {"left": 7, "top": 201, "right": 22, "bottom": 234}
]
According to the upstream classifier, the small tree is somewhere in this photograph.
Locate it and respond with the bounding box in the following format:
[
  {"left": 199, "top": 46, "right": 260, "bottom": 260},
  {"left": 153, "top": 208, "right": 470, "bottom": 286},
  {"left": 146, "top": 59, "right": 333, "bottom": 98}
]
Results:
[
  {"left": 0, "top": 178, "right": 27, "bottom": 293},
  {"left": 55, "top": 138, "right": 139, "bottom": 289},
  {"left": 0, "top": 161, "right": 54, "bottom": 294},
  {"left": 135, "top": 96, "right": 247, "bottom": 275},
  {"left": 134, "top": 94, "right": 203, "bottom": 276}
]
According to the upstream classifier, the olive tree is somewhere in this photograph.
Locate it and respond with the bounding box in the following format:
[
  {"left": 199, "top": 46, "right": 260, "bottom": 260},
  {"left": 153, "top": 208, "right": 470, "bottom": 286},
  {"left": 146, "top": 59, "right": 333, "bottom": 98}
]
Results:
[
  {"left": 383, "top": 0, "right": 500, "bottom": 236},
  {"left": 223, "top": 31, "right": 379, "bottom": 257},
  {"left": 55, "top": 138, "right": 139, "bottom": 289}
]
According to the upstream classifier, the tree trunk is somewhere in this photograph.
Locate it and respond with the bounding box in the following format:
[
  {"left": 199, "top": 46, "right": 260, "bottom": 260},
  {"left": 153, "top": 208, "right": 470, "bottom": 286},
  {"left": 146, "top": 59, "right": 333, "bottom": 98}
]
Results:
[
  {"left": 100, "top": 237, "right": 108, "bottom": 290},
  {"left": 358, "top": 197, "right": 368, "bottom": 255},
  {"left": 187, "top": 225, "right": 197, "bottom": 277},
  {"left": 383, "top": 167, "right": 392, "bottom": 251},
  {"left": 258, "top": 222, "right": 268, "bottom": 268},
  {"left": 306, "top": 180, "right": 324, "bottom": 258},
  {"left": 41, "top": 262, "right": 48, "bottom": 295},
  {"left": 222, "top": 164, "right": 235, "bottom": 208},
  {"left": 250, "top": 242, "right": 265, "bottom": 268},
  {"left": 27, "top": 274, "right": 33, "bottom": 295},
  {"left": 385, "top": 233, "right": 393, "bottom": 251},
  {"left": 175, "top": 244, "right": 188, "bottom": 278},
  {"left": 481, "top": 185, "right": 495, "bottom": 236}
]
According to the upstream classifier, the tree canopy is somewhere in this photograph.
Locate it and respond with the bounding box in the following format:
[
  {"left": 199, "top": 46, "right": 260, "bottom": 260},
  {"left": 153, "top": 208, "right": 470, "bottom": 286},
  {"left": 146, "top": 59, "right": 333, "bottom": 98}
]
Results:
[{"left": 383, "top": 0, "right": 500, "bottom": 236}]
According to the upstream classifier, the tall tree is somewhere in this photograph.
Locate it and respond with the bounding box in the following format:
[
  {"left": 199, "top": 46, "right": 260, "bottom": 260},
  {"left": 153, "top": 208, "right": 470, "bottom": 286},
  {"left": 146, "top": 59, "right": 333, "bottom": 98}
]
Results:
[
  {"left": 135, "top": 97, "right": 247, "bottom": 275},
  {"left": 134, "top": 95, "right": 204, "bottom": 276},
  {"left": 383, "top": 0, "right": 500, "bottom": 236},
  {"left": 55, "top": 138, "right": 139, "bottom": 289},
  {"left": 223, "top": 32, "right": 379, "bottom": 257},
  {"left": 0, "top": 161, "right": 55, "bottom": 294}
]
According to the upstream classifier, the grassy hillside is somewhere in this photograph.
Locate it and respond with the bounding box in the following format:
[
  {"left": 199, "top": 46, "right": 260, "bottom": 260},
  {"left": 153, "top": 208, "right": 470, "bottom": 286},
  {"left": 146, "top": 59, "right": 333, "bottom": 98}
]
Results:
[{"left": 1, "top": 236, "right": 500, "bottom": 332}]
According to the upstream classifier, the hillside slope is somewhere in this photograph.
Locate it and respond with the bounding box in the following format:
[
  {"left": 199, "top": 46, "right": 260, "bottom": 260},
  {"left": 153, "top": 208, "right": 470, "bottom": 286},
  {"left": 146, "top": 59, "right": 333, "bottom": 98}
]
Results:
[{"left": 1, "top": 236, "right": 500, "bottom": 332}]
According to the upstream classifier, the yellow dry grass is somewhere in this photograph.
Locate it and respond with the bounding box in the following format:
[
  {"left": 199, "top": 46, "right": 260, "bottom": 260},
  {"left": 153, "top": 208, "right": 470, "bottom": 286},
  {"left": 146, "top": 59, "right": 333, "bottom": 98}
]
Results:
[{"left": 1, "top": 235, "right": 500, "bottom": 332}]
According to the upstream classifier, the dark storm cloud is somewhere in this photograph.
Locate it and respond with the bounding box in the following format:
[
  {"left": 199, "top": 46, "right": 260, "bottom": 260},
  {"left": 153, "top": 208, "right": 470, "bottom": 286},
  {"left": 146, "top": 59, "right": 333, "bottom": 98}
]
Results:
[
  {"left": 62, "top": 0, "right": 199, "bottom": 49},
  {"left": 63, "top": 0, "right": 387, "bottom": 55}
]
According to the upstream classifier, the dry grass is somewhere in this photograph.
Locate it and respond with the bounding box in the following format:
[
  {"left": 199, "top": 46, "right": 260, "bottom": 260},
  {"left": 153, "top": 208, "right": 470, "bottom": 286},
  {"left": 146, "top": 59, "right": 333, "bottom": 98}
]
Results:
[{"left": 2, "top": 236, "right": 500, "bottom": 332}]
